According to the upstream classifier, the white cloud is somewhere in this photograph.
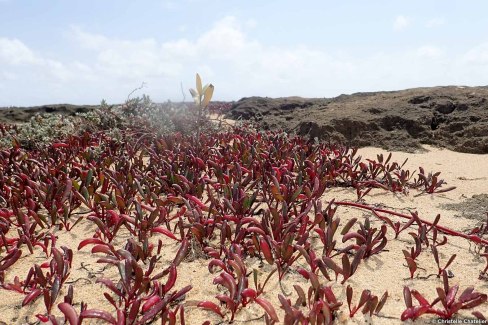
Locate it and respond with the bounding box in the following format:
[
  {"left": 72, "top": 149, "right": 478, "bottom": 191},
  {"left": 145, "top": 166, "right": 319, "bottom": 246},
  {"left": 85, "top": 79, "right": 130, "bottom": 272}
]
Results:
[
  {"left": 463, "top": 43, "right": 488, "bottom": 64},
  {"left": 0, "top": 36, "right": 106, "bottom": 105},
  {"left": 196, "top": 16, "right": 250, "bottom": 59},
  {"left": 3, "top": 15, "right": 488, "bottom": 106},
  {"left": 3, "top": 18, "right": 356, "bottom": 104},
  {"left": 71, "top": 26, "right": 183, "bottom": 78},
  {"left": 393, "top": 15, "right": 410, "bottom": 31},
  {"left": 245, "top": 19, "right": 258, "bottom": 29},
  {"left": 71, "top": 26, "right": 107, "bottom": 50},
  {"left": 2, "top": 71, "right": 17, "bottom": 80},
  {"left": 426, "top": 17, "right": 446, "bottom": 28},
  {"left": 0, "top": 38, "right": 40, "bottom": 65},
  {"left": 0, "top": 37, "right": 82, "bottom": 82},
  {"left": 416, "top": 46, "right": 443, "bottom": 58}
]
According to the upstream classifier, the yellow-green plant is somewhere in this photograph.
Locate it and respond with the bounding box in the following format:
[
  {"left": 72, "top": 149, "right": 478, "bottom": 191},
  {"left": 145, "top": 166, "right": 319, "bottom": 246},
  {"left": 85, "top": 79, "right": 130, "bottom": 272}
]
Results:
[{"left": 189, "top": 73, "right": 214, "bottom": 139}]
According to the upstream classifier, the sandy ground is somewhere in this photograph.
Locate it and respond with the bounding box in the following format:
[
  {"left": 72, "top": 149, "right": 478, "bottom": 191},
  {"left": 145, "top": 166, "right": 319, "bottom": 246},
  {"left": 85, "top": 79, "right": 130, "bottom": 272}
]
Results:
[{"left": 1, "top": 145, "right": 487, "bottom": 324}]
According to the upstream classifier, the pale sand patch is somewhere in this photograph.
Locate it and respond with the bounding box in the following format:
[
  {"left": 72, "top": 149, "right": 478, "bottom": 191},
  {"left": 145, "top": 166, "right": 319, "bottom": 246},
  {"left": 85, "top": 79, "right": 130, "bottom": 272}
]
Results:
[{"left": 1, "top": 145, "right": 487, "bottom": 324}]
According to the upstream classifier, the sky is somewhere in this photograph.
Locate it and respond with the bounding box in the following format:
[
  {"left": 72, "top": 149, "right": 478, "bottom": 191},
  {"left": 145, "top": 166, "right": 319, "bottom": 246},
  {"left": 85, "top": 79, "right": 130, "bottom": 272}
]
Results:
[{"left": 1, "top": 0, "right": 488, "bottom": 106}]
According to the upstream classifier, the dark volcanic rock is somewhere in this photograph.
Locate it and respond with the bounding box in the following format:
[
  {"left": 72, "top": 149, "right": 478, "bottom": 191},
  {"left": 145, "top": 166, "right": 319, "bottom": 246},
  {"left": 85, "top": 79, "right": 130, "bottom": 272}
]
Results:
[
  {"left": 226, "top": 86, "right": 488, "bottom": 153},
  {"left": 0, "top": 104, "right": 97, "bottom": 123},
  {"left": 3, "top": 86, "right": 488, "bottom": 154}
]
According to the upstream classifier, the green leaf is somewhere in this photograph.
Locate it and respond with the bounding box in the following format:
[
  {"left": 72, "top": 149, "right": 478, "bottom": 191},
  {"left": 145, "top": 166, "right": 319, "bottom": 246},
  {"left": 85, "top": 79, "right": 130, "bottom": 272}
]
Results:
[
  {"left": 81, "top": 186, "right": 90, "bottom": 202},
  {"left": 291, "top": 186, "right": 302, "bottom": 202},
  {"left": 85, "top": 169, "right": 93, "bottom": 187},
  {"left": 72, "top": 179, "right": 80, "bottom": 191}
]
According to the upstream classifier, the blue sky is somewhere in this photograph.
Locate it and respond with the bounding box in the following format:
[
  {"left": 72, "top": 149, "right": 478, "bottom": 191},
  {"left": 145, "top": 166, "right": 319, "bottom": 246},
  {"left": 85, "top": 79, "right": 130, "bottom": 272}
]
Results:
[{"left": 1, "top": 0, "right": 488, "bottom": 106}]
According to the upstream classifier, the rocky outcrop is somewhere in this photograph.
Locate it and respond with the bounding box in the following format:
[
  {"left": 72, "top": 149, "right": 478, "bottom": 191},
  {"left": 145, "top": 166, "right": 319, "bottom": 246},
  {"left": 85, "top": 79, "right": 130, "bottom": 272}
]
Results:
[{"left": 226, "top": 86, "right": 488, "bottom": 153}]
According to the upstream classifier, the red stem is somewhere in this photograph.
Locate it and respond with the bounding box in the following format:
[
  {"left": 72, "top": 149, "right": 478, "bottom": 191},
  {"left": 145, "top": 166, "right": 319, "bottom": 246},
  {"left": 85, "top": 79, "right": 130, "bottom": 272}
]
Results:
[{"left": 334, "top": 201, "right": 488, "bottom": 246}]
